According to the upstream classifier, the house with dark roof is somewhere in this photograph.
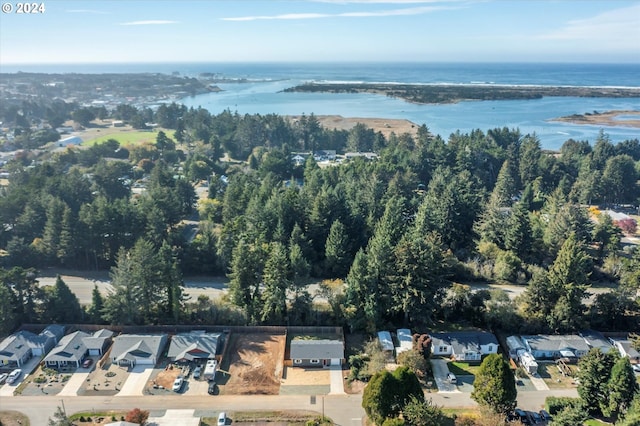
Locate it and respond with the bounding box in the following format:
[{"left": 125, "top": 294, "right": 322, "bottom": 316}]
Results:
[
  {"left": 431, "top": 331, "right": 499, "bottom": 362},
  {"left": 83, "top": 329, "right": 114, "bottom": 356},
  {"left": 580, "top": 330, "right": 613, "bottom": 354},
  {"left": 0, "top": 325, "right": 65, "bottom": 369},
  {"left": 110, "top": 334, "right": 168, "bottom": 367},
  {"left": 167, "top": 332, "right": 221, "bottom": 363},
  {"left": 520, "top": 334, "right": 591, "bottom": 360},
  {"left": 289, "top": 338, "right": 344, "bottom": 368},
  {"left": 610, "top": 337, "right": 640, "bottom": 364},
  {"left": 44, "top": 330, "right": 91, "bottom": 369}
]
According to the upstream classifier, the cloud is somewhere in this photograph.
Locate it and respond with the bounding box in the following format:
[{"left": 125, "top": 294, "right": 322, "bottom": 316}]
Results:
[
  {"left": 537, "top": 4, "right": 640, "bottom": 42},
  {"left": 222, "top": 4, "right": 455, "bottom": 21},
  {"left": 119, "top": 20, "right": 179, "bottom": 26}
]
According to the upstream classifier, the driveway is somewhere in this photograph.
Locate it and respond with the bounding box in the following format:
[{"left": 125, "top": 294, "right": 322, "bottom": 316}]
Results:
[
  {"left": 116, "top": 365, "right": 154, "bottom": 396},
  {"left": 329, "top": 365, "right": 345, "bottom": 395},
  {"left": 429, "top": 359, "right": 458, "bottom": 393},
  {"left": 58, "top": 371, "right": 90, "bottom": 396},
  {"left": 147, "top": 409, "right": 205, "bottom": 426}
]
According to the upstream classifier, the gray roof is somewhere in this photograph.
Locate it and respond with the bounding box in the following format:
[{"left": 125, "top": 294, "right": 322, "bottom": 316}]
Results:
[
  {"left": 521, "top": 334, "right": 591, "bottom": 353},
  {"left": 377, "top": 331, "right": 394, "bottom": 351},
  {"left": 110, "top": 334, "right": 168, "bottom": 362},
  {"left": 580, "top": 330, "right": 612, "bottom": 352},
  {"left": 44, "top": 331, "right": 90, "bottom": 363},
  {"left": 612, "top": 339, "right": 640, "bottom": 359},
  {"left": 431, "top": 331, "right": 499, "bottom": 354},
  {"left": 290, "top": 339, "right": 344, "bottom": 359},
  {"left": 83, "top": 329, "right": 114, "bottom": 351},
  {"left": 167, "top": 333, "right": 221, "bottom": 361},
  {"left": 41, "top": 324, "right": 66, "bottom": 342},
  {"left": 0, "top": 329, "right": 57, "bottom": 362}
]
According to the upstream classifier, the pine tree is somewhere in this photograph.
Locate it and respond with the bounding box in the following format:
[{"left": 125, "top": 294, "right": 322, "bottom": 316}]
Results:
[
  {"left": 547, "top": 233, "right": 591, "bottom": 332},
  {"left": 577, "top": 348, "right": 617, "bottom": 415},
  {"left": 261, "top": 242, "right": 291, "bottom": 324},
  {"left": 606, "top": 356, "right": 639, "bottom": 419},
  {"left": 470, "top": 353, "right": 517, "bottom": 414},
  {"left": 324, "top": 220, "right": 351, "bottom": 278},
  {"left": 88, "top": 284, "right": 105, "bottom": 324}
]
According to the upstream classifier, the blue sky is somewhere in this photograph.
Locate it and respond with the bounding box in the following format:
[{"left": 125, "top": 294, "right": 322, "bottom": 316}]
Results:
[{"left": 0, "top": 0, "right": 639, "bottom": 64}]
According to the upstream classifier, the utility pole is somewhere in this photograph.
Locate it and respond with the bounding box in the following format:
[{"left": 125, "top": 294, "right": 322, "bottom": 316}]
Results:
[{"left": 60, "top": 399, "right": 67, "bottom": 417}]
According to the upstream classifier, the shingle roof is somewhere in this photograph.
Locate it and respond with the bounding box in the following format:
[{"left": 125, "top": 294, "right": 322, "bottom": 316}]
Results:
[
  {"left": 167, "top": 333, "right": 221, "bottom": 361},
  {"left": 110, "top": 334, "right": 168, "bottom": 362},
  {"left": 431, "top": 331, "right": 498, "bottom": 354},
  {"left": 44, "top": 331, "right": 90, "bottom": 363},
  {"left": 521, "top": 334, "right": 591, "bottom": 353},
  {"left": 290, "top": 339, "right": 344, "bottom": 359},
  {"left": 83, "top": 329, "right": 114, "bottom": 351}
]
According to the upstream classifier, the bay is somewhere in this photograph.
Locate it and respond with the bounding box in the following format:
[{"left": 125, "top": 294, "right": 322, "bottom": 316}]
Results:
[{"left": 3, "top": 62, "right": 639, "bottom": 150}]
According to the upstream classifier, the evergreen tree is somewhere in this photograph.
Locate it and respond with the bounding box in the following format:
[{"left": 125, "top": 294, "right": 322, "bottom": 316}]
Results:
[
  {"left": 492, "top": 159, "right": 518, "bottom": 206},
  {"left": 261, "top": 242, "right": 290, "bottom": 324},
  {"left": 345, "top": 249, "right": 376, "bottom": 332},
  {"left": 87, "top": 284, "right": 105, "bottom": 324},
  {"left": 402, "top": 397, "right": 447, "bottom": 426},
  {"left": 390, "top": 232, "right": 447, "bottom": 327},
  {"left": 470, "top": 353, "right": 517, "bottom": 414},
  {"left": 228, "top": 238, "right": 264, "bottom": 323},
  {"left": 43, "top": 275, "right": 83, "bottom": 323},
  {"left": 547, "top": 233, "right": 591, "bottom": 332},
  {"left": 0, "top": 281, "right": 18, "bottom": 336},
  {"left": 605, "top": 356, "right": 639, "bottom": 420},
  {"left": 576, "top": 348, "right": 618, "bottom": 415},
  {"left": 324, "top": 220, "right": 351, "bottom": 278},
  {"left": 504, "top": 200, "right": 533, "bottom": 260}
]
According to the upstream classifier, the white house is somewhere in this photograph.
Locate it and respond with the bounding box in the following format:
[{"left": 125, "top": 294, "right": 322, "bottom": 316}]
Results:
[
  {"left": 431, "top": 331, "right": 499, "bottom": 362},
  {"left": 610, "top": 337, "right": 640, "bottom": 364}
]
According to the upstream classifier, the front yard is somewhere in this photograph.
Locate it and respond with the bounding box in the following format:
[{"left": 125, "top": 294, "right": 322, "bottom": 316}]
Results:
[
  {"left": 537, "top": 361, "right": 579, "bottom": 389},
  {"left": 447, "top": 361, "right": 482, "bottom": 376}
]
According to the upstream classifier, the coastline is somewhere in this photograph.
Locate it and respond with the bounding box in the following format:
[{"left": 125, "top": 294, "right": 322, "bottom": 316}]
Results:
[
  {"left": 289, "top": 115, "right": 419, "bottom": 138},
  {"left": 549, "top": 110, "right": 640, "bottom": 129}
]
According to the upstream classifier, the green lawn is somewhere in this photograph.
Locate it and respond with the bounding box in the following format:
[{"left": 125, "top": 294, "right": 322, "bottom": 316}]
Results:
[
  {"left": 83, "top": 129, "right": 175, "bottom": 147},
  {"left": 447, "top": 361, "right": 482, "bottom": 376}
]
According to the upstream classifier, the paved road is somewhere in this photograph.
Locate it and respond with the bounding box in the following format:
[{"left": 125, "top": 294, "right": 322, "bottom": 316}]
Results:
[{"left": 0, "top": 385, "right": 578, "bottom": 425}]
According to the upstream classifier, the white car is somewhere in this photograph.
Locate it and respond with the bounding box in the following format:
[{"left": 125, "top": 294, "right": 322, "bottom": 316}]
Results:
[
  {"left": 218, "top": 412, "right": 227, "bottom": 426},
  {"left": 446, "top": 372, "right": 457, "bottom": 384},
  {"left": 193, "top": 365, "right": 202, "bottom": 379},
  {"left": 633, "top": 364, "right": 640, "bottom": 373},
  {"left": 6, "top": 369, "right": 22, "bottom": 384},
  {"left": 172, "top": 376, "right": 184, "bottom": 392}
]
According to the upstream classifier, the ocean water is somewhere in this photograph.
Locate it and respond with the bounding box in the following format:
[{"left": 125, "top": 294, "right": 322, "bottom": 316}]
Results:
[{"left": 3, "top": 62, "right": 639, "bottom": 150}]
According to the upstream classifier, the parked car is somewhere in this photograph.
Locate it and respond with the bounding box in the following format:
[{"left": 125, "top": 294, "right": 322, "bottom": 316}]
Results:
[
  {"left": 0, "top": 373, "right": 8, "bottom": 384},
  {"left": 446, "top": 372, "right": 457, "bottom": 384},
  {"left": 539, "top": 410, "right": 552, "bottom": 421},
  {"left": 217, "top": 412, "right": 227, "bottom": 426},
  {"left": 6, "top": 369, "right": 21, "bottom": 384},
  {"left": 514, "top": 408, "right": 530, "bottom": 425},
  {"left": 632, "top": 364, "right": 640, "bottom": 373},
  {"left": 172, "top": 376, "right": 184, "bottom": 392},
  {"left": 208, "top": 381, "right": 216, "bottom": 395},
  {"left": 529, "top": 411, "right": 542, "bottom": 424},
  {"left": 82, "top": 358, "right": 93, "bottom": 368},
  {"left": 193, "top": 365, "right": 202, "bottom": 379}
]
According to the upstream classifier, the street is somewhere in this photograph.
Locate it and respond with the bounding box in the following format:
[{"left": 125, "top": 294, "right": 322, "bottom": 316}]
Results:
[{"left": 0, "top": 387, "right": 579, "bottom": 425}]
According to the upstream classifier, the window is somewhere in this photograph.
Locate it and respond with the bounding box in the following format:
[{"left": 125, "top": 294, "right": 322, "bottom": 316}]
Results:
[
  {"left": 310, "top": 359, "right": 320, "bottom": 364},
  {"left": 439, "top": 346, "right": 448, "bottom": 353},
  {"left": 294, "top": 359, "right": 302, "bottom": 364}
]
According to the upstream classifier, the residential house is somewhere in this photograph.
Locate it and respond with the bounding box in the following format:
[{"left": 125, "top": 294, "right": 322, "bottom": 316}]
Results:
[
  {"left": 0, "top": 325, "right": 64, "bottom": 369},
  {"left": 167, "top": 331, "right": 221, "bottom": 363},
  {"left": 506, "top": 335, "right": 526, "bottom": 359},
  {"left": 110, "top": 334, "right": 168, "bottom": 367},
  {"left": 83, "top": 329, "right": 114, "bottom": 356},
  {"left": 289, "top": 338, "right": 344, "bottom": 367},
  {"left": 431, "top": 331, "right": 499, "bottom": 362},
  {"left": 610, "top": 337, "right": 640, "bottom": 364},
  {"left": 395, "top": 329, "right": 413, "bottom": 355},
  {"left": 44, "top": 330, "right": 91, "bottom": 369},
  {"left": 520, "top": 334, "right": 591, "bottom": 360},
  {"left": 580, "top": 330, "right": 613, "bottom": 353}
]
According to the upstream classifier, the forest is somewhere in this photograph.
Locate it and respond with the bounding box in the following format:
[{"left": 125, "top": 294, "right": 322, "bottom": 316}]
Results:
[{"left": 0, "top": 100, "right": 639, "bottom": 336}]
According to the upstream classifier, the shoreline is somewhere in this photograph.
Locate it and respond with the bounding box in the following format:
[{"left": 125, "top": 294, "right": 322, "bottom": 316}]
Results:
[
  {"left": 284, "top": 82, "right": 640, "bottom": 105},
  {"left": 549, "top": 110, "right": 640, "bottom": 129}
]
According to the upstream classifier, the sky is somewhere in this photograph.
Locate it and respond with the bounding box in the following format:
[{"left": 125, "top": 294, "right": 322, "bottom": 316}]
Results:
[{"left": 0, "top": 0, "right": 639, "bottom": 64}]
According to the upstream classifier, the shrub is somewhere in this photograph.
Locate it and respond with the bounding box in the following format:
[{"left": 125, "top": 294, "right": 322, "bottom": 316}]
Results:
[
  {"left": 615, "top": 218, "right": 637, "bottom": 235},
  {"left": 545, "top": 396, "right": 582, "bottom": 415}
]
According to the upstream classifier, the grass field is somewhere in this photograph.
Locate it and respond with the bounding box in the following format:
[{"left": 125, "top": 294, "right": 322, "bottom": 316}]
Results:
[
  {"left": 82, "top": 127, "right": 175, "bottom": 147},
  {"left": 447, "top": 361, "right": 482, "bottom": 376}
]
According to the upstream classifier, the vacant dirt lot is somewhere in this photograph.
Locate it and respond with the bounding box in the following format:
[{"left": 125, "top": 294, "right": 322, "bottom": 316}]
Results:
[
  {"left": 281, "top": 366, "right": 330, "bottom": 386},
  {"left": 220, "top": 333, "right": 285, "bottom": 395},
  {"left": 291, "top": 115, "right": 419, "bottom": 139}
]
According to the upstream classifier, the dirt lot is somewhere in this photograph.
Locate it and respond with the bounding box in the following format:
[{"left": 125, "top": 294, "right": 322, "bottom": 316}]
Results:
[
  {"left": 219, "top": 333, "right": 285, "bottom": 395},
  {"left": 281, "top": 366, "right": 330, "bottom": 386},
  {"left": 291, "top": 115, "right": 419, "bottom": 139}
]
